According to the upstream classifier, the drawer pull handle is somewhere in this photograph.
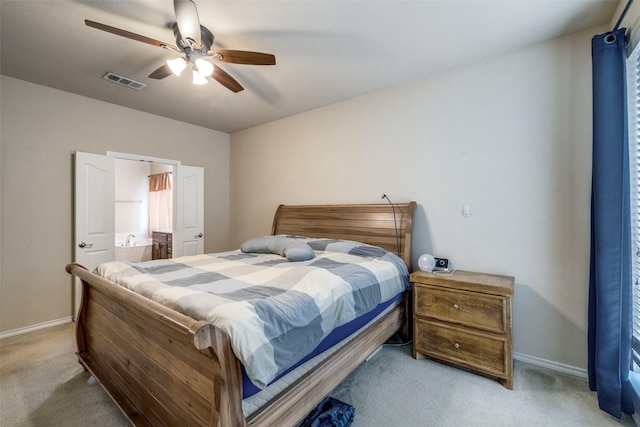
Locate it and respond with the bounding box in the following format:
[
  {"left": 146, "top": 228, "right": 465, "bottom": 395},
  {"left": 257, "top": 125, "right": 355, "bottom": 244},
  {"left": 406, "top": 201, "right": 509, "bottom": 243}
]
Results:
[
  {"left": 453, "top": 304, "right": 459, "bottom": 310},
  {"left": 454, "top": 342, "right": 460, "bottom": 349}
]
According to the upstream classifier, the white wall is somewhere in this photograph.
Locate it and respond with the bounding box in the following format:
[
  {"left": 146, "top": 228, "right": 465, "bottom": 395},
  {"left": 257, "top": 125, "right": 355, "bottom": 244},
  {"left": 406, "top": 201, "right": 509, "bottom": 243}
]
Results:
[
  {"left": 0, "top": 76, "right": 231, "bottom": 333},
  {"left": 115, "top": 159, "right": 150, "bottom": 238},
  {"left": 230, "top": 26, "right": 599, "bottom": 370}
]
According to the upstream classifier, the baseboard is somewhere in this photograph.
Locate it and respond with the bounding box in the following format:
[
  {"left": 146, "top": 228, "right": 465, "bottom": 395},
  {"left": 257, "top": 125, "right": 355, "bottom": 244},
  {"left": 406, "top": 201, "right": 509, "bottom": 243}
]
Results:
[
  {"left": 0, "top": 316, "right": 73, "bottom": 340},
  {"left": 514, "top": 351, "right": 587, "bottom": 379}
]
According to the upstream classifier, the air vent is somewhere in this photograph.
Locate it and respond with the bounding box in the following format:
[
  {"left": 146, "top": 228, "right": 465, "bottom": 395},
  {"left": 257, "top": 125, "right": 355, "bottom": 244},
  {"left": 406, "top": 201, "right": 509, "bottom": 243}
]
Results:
[{"left": 102, "top": 72, "right": 146, "bottom": 91}]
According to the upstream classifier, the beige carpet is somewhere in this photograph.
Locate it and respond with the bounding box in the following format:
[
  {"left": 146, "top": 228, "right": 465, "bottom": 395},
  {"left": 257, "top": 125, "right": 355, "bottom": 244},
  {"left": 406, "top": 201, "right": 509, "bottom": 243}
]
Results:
[{"left": 0, "top": 322, "right": 635, "bottom": 427}]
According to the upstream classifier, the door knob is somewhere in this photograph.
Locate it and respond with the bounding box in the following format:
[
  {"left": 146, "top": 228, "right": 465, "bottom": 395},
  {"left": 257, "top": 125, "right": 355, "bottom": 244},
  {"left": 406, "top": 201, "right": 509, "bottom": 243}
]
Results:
[
  {"left": 78, "top": 242, "right": 93, "bottom": 248},
  {"left": 195, "top": 233, "right": 203, "bottom": 238}
]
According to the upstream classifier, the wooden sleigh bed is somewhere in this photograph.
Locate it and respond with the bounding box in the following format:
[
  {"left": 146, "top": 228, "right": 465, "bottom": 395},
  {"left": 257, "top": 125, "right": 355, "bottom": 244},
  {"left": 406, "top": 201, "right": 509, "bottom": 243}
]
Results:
[{"left": 66, "top": 202, "right": 416, "bottom": 427}]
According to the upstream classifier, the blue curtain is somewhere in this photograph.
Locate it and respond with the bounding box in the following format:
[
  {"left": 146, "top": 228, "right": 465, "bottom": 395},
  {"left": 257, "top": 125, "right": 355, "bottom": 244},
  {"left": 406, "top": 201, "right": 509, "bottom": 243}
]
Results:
[{"left": 588, "top": 28, "right": 633, "bottom": 418}]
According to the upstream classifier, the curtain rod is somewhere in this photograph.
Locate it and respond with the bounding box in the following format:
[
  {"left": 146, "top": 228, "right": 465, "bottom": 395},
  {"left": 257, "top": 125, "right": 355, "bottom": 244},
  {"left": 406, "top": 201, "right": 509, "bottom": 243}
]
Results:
[
  {"left": 148, "top": 171, "right": 172, "bottom": 177},
  {"left": 613, "top": 0, "right": 635, "bottom": 33}
]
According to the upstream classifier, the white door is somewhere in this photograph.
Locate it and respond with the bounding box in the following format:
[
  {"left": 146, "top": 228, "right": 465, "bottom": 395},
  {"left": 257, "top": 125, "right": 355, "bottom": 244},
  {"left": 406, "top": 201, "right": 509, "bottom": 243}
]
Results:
[
  {"left": 174, "top": 165, "right": 204, "bottom": 257},
  {"left": 74, "top": 152, "right": 114, "bottom": 316}
]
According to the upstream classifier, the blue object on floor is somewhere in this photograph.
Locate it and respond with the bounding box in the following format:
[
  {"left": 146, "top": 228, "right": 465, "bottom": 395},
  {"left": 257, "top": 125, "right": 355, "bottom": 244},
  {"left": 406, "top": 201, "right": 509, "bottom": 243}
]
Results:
[{"left": 296, "top": 396, "right": 355, "bottom": 427}]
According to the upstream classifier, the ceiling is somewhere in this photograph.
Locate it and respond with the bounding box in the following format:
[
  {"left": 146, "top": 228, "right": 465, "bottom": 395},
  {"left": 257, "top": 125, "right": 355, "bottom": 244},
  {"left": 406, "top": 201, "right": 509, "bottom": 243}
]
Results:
[{"left": 0, "top": 1, "right": 619, "bottom": 134}]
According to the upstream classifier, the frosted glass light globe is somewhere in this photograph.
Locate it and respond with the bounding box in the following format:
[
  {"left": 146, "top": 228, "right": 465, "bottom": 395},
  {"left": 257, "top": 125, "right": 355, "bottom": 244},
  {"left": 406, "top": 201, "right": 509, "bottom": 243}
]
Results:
[
  {"left": 195, "top": 58, "right": 214, "bottom": 77},
  {"left": 192, "top": 69, "right": 208, "bottom": 85},
  {"left": 167, "top": 57, "right": 187, "bottom": 76},
  {"left": 418, "top": 254, "right": 436, "bottom": 272}
]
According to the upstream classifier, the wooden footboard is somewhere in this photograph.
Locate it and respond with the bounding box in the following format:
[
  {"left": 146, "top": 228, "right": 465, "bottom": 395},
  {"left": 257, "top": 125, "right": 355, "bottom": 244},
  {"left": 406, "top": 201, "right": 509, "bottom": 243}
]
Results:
[
  {"left": 67, "top": 263, "right": 405, "bottom": 427},
  {"left": 68, "top": 262, "right": 246, "bottom": 426}
]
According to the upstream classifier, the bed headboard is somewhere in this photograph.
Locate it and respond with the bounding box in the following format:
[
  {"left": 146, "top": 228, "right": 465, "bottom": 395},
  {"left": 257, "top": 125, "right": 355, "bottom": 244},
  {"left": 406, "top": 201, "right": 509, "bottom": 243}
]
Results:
[{"left": 271, "top": 202, "right": 417, "bottom": 268}]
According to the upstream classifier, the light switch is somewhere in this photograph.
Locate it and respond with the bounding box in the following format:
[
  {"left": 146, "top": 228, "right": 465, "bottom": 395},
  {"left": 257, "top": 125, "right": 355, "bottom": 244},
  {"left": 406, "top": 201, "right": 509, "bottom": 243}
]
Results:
[{"left": 462, "top": 205, "right": 471, "bottom": 218}]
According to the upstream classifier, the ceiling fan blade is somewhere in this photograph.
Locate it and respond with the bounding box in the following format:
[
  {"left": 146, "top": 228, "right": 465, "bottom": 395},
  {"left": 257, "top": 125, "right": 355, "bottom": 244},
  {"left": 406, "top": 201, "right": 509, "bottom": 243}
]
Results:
[
  {"left": 85, "top": 20, "right": 178, "bottom": 51},
  {"left": 211, "top": 66, "right": 244, "bottom": 93},
  {"left": 207, "top": 50, "right": 276, "bottom": 66},
  {"left": 174, "top": 0, "right": 201, "bottom": 49},
  {"left": 149, "top": 64, "right": 173, "bottom": 80}
]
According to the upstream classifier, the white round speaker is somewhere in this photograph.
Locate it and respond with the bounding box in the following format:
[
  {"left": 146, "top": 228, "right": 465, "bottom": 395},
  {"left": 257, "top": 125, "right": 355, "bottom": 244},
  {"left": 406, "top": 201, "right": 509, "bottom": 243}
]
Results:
[{"left": 418, "top": 254, "right": 436, "bottom": 272}]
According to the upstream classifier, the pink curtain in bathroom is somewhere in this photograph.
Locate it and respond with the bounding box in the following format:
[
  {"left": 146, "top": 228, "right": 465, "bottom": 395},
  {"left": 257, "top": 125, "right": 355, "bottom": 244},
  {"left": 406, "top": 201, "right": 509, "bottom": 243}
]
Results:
[{"left": 148, "top": 172, "right": 172, "bottom": 237}]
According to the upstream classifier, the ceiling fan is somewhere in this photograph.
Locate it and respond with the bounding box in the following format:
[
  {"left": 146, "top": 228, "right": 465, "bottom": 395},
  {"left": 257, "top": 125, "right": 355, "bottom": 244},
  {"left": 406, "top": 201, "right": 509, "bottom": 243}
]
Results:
[{"left": 85, "top": 0, "right": 276, "bottom": 92}]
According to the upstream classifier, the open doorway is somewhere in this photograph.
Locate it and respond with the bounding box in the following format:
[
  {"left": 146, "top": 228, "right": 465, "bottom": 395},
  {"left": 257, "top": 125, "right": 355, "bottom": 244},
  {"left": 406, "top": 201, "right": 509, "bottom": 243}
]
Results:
[{"left": 114, "top": 158, "right": 174, "bottom": 262}]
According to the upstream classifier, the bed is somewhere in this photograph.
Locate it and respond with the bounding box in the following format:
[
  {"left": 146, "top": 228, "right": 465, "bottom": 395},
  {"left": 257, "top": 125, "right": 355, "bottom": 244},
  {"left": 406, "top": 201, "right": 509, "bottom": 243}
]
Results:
[{"left": 66, "top": 202, "right": 416, "bottom": 426}]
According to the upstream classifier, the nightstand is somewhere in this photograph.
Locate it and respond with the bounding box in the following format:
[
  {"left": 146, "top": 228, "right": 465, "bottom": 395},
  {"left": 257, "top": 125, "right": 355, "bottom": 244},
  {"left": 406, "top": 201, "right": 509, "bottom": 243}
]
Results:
[{"left": 411, "top": 269, "right": 515, "bottom": 389}]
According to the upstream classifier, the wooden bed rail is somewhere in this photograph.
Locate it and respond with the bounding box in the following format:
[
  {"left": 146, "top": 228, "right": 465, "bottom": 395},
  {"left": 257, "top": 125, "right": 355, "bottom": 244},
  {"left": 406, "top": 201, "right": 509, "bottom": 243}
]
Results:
[{"left": 246, "top": 299, "right": 404, "bottom": 425}]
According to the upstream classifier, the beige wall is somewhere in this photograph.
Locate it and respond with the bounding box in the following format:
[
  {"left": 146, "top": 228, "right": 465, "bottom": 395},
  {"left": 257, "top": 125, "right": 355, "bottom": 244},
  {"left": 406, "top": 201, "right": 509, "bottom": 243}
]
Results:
[
  {"left": 0, "top": 76, "right": 231, "bottom": 332},
  {"left": 231, "top": 27, "right": 599, "bottom": 371}
]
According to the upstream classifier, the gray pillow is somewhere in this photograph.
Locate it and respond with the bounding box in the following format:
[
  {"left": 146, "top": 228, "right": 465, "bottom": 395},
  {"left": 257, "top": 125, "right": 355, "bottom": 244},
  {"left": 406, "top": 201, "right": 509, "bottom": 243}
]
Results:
[
  {"left": 240, "top": 236, "right": 278, "bottom": 254},
  {"left": 280, "top": 241, "right": 315, "bottom": 262},
  {"left": 241, "top": 236, "right": 315, "bottom": 262}
]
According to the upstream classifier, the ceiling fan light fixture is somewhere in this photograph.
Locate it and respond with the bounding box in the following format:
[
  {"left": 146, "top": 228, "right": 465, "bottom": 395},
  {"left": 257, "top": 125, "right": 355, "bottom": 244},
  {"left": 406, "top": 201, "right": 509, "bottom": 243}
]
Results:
[
  {"left": 167, "top": 57, "right": 187, "bottom": 76},
  {"left": 192, "top": 69, "right": 208, "bottom": 85},
  {"left": 195, "top": 58, "right": 214, "bottom": 77},
  {"left": 84, "top": 0, "right": 275, "bottom": 94}
]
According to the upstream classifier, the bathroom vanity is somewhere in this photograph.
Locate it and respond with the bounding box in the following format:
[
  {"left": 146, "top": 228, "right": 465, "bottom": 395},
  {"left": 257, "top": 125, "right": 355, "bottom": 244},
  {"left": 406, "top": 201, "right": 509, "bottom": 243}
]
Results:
[{"left": 152, "top": 231, "right": 172, "bottom": 260}]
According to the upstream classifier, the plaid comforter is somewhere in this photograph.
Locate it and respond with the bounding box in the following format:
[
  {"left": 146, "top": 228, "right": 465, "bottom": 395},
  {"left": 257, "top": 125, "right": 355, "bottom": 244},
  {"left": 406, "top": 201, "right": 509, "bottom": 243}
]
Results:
[{"left": 94, "top": 237, "right": 409, "bottom": 389}]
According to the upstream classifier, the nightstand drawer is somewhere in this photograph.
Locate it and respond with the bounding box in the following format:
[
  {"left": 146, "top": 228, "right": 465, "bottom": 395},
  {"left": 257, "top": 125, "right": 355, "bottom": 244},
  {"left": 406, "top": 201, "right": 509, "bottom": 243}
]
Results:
[
  {"left": 414, "top": 284, "right": 506, "bottom": 333},
  {"left": 414, "top": 318, "right": 507, "bottom": 377}
]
